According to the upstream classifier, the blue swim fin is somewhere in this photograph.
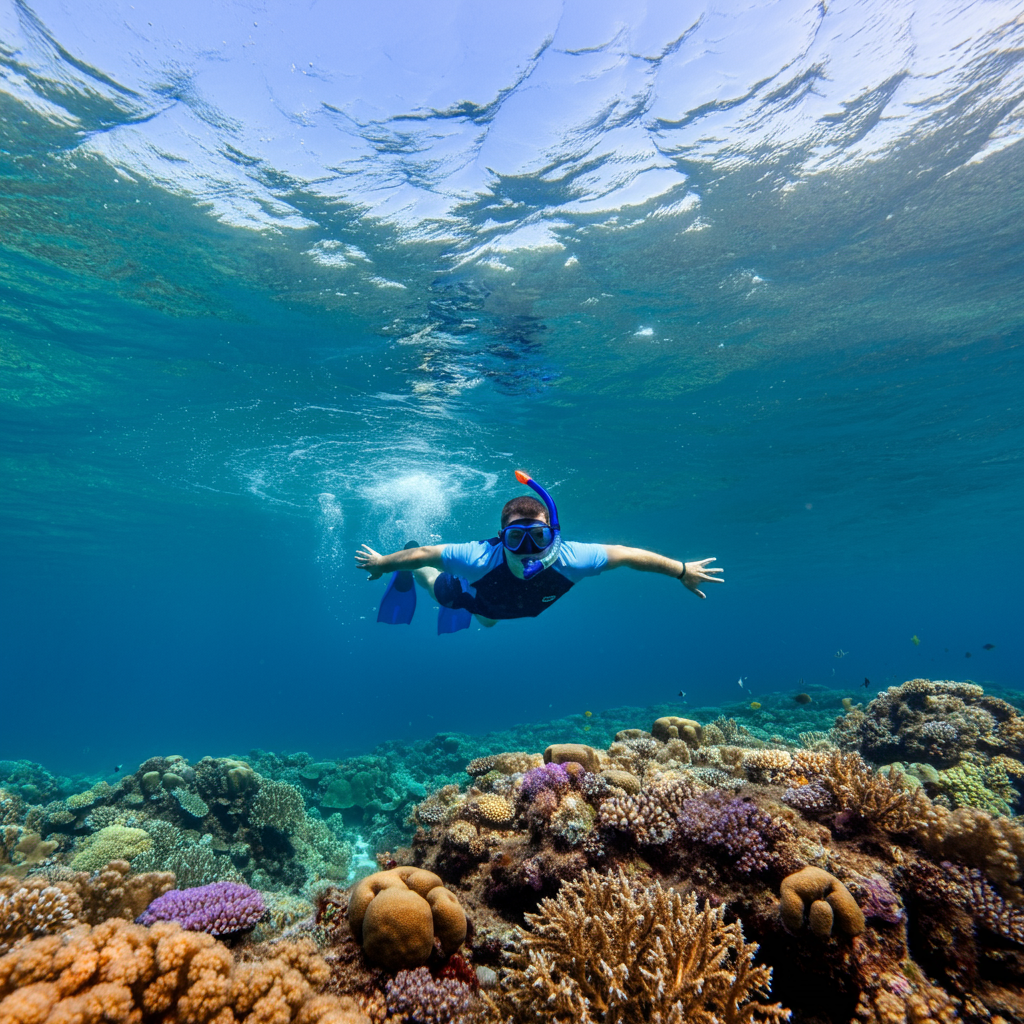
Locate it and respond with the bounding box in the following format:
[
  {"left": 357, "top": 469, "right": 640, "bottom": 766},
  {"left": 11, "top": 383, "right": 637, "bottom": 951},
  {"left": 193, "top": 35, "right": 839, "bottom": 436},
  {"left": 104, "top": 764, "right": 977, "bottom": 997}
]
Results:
[
  {"left": 376, "top": 542, "right": 419, "bottom": 625},
  {"left": 437, "top": 605, "right": 472, "bottom": 634}
]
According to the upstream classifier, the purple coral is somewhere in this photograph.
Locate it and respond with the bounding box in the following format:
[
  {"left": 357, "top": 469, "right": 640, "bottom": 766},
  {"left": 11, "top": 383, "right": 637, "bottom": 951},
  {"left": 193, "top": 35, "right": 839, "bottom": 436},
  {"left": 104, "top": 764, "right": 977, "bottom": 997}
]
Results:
[
  {"left": 783, "top": 782, "right": 834, "bottom": 814},
  {"left": 676, "top": 790, "right": 784, "bottom": 874},
  {"left": 858, "top": 876, "right": 906, "bottom": 925},
  {"left": 520, "top": 763, "right": 570, "bottom": 800},
  {"left": 385, "top": 966, "right": 475, "bottom": 1023},
  {"left": 136, "top": 881, "right": 266, "bottom": 935}
]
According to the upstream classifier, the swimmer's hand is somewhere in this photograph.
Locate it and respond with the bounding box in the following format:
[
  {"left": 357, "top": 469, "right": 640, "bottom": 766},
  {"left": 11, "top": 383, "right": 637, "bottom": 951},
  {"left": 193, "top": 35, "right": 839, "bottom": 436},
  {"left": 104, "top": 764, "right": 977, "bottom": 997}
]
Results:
[
  {"left": 680, "top": 557, "right": 723, "bottom": 600},
  {"left": 355, "top": 544, "right": 386, "bottom": 580}
]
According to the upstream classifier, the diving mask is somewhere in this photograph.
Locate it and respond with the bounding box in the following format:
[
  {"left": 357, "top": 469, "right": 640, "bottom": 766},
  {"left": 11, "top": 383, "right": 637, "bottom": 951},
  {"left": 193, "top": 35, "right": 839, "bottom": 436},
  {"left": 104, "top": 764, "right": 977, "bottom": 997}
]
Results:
[{"left": 504, "top": 470, "right": 562, "bottom": 579}]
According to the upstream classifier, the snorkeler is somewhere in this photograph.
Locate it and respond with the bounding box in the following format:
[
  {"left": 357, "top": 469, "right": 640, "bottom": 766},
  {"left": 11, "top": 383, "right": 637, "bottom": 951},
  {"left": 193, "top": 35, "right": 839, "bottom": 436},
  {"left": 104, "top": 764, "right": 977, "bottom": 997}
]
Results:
[{"left": 355, "top": 470, "right": 723, "bottom": 634}]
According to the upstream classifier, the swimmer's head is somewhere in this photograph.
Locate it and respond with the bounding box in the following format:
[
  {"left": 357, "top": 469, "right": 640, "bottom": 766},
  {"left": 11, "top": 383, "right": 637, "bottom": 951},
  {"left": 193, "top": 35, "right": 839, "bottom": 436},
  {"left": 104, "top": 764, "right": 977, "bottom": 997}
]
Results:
[{"left": 501, "top": 495, "right": 548, "bottom": 527}]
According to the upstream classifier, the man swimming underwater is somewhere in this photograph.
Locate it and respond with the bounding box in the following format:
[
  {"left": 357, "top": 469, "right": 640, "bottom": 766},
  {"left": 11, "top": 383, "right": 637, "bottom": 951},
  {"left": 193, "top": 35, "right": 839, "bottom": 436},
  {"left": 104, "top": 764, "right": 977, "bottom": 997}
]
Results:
[{"left": 355, "top": 470, "right": 723, "bottom": 634}]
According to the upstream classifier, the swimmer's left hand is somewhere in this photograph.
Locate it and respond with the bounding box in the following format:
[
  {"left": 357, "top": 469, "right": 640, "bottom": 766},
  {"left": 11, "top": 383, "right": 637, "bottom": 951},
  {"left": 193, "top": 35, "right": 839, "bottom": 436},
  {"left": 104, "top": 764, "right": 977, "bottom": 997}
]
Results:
[{"left": 680, "top": 557, "right": 723, "bottom": 600}]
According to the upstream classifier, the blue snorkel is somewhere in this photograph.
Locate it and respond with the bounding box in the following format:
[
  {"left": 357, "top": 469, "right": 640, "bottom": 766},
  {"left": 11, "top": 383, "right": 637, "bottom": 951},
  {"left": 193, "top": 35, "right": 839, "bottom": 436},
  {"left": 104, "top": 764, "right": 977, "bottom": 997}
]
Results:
[{"left": 508, "top": 469, "right": 561, "bottom": 579}]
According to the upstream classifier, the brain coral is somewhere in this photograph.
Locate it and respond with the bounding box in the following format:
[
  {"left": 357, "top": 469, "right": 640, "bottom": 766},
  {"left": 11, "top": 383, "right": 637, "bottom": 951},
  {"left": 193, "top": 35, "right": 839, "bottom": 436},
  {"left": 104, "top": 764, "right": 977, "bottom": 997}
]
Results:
[
  {"left": 347, "top": 868, "right": 466, "bottom": 971},
  {"left": 0, "top": 919, "right": 370, "bottom": 1023},
  {"left": 780, "top": 866, "right": 865, "bottom": 940}
]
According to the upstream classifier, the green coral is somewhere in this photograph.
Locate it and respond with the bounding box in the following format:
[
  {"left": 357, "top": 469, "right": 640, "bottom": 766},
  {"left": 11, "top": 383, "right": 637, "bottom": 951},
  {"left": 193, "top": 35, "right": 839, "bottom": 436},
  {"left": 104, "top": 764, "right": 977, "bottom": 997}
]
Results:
[
  {"left": 937, "top": 760, "right": 1012, "bottom": 816},
  {"left": 70, "top": 825, "right": 152, "bottom": 870}
]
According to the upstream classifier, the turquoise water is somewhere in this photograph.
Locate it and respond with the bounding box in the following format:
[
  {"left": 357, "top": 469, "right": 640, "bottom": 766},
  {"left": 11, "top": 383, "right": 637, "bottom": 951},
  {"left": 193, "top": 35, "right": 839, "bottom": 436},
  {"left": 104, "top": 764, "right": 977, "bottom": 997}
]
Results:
[{"left": 1, "top": 0, "right": 1022, "bottom": 776}]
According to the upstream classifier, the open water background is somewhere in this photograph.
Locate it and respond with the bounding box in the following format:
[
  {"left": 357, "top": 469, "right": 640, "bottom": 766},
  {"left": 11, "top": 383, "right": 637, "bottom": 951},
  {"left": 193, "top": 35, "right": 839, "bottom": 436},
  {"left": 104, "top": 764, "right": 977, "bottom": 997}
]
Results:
[{"left": 1, "top": 0, "right": 1021, "bottom": 775}]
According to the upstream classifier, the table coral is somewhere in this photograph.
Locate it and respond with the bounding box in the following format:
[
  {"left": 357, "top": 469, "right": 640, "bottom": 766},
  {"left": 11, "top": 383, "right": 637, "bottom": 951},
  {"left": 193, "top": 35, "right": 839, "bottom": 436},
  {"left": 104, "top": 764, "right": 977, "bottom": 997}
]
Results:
[
  {"left": 0, "top": 919, "right": 370, "bottom": 1023},
  {"left": 493, "top": 867, "right": 789, "bottom": 1024}
]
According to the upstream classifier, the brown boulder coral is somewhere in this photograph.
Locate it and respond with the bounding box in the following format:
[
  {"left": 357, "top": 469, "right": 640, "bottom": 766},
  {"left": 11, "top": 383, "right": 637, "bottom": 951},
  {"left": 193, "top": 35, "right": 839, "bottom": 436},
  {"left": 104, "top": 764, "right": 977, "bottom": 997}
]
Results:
[
  {"left": 779, "top": 866, "right": 865, "bottom": 940},
  {"left": 347, "top": 867, "right": 466, "bottom": 971}
]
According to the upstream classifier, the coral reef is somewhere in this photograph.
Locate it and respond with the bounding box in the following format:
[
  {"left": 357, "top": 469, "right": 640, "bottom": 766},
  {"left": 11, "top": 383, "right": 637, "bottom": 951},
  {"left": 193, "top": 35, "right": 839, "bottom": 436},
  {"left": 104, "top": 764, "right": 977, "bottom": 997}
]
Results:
[{"left": 3, "top": 677, "right": 1023, "bottom": 1024}]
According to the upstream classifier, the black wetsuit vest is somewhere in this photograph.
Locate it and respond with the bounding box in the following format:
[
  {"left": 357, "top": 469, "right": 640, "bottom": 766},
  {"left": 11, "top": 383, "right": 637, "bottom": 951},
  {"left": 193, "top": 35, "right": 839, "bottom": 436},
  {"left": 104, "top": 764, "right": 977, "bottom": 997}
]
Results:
[{"left": 435, "top": 538, "right": 575, "bottom": 620}]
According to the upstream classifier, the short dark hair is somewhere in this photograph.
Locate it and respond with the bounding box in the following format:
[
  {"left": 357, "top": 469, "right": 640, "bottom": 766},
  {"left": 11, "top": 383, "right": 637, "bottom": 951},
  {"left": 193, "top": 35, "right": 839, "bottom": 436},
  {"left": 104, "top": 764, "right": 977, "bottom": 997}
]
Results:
[{"left": 501, "top": 496, "right": 547, "bottom": 528}]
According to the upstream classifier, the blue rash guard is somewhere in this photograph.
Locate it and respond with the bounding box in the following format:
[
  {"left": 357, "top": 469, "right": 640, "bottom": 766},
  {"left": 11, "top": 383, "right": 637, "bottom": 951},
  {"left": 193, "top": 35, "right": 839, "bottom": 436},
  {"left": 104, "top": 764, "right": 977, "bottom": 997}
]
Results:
[{"left": 434, "top": 539, "right": 608, "bottom": 620}]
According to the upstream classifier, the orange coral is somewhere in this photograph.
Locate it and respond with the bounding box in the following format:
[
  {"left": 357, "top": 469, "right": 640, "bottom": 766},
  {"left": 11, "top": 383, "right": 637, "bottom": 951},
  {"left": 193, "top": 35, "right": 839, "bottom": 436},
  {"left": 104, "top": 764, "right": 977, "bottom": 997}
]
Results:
[{"left": 0, "top": 919, "right": 370, "bottom": 1024}]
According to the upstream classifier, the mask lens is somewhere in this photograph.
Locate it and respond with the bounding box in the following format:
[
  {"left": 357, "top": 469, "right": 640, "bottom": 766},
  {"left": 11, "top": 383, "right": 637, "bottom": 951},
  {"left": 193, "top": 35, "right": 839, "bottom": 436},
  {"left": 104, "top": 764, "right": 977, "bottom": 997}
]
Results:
[{"left": 502, "top": 524, "right": 553, "bottom": 551}]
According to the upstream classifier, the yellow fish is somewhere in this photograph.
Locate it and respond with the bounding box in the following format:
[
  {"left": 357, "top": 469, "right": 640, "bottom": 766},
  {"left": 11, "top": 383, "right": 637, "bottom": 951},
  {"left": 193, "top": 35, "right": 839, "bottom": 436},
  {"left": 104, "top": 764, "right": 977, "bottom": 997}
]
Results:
[
  {"left": 584, "top": 710, "right": 592, "bottom": 717},
  {"left": 750, "top": 701, "right": 761, "bottom": 710},
  {"left": 911, "top": 635, "right": 920, "bottom": 646},
  {"left": 582, "top": 725, "right": 592, "bottom": 732}
]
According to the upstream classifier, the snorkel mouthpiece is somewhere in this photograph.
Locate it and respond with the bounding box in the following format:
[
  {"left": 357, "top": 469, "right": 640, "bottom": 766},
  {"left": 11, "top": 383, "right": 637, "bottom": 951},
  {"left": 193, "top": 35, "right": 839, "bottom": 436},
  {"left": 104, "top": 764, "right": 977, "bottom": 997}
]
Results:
[{"left": 509, "top": 470, "right": 561, "bottom": 579}]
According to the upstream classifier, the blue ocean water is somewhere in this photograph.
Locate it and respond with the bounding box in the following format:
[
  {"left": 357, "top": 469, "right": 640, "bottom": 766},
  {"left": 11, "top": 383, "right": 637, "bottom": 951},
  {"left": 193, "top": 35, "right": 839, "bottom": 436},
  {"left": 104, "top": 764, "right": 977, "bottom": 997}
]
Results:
[{"left": 1, "top": 0, "right": 1021, "bottom": 778}]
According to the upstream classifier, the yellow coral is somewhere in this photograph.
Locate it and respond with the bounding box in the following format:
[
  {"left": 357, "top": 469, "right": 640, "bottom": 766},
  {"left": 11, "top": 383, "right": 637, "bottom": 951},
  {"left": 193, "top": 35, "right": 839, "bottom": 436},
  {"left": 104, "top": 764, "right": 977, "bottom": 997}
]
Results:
[
  {"left": 70, "top": 827, "right": 152, "bottom": 871},
  {"left": 473, "top": 794, "right": 515, "bottom": 826},
  {"left": 936, "top": 760, "right": 1012, "bottom": 816}
]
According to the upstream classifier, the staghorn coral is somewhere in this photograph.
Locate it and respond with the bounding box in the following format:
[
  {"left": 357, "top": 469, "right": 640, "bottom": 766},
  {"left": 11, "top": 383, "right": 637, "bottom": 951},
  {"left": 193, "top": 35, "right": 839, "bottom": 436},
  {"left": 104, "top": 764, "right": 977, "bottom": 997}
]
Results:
[
  {"left": 822, "top": 753, "right": 928, "bottom": 834},
  {"left": 0, "top": 884, "right": 75, "bottom": 954},
  {"left": 0, "top": 919, "right": 369, "bottom": 1023},
  {"left": 384, "top": 966, "right": 476, "bottom": 1023},
  {"left": 137, "top": 881, "right": 266, "bottom": 935},
  {"left": 493, "top": 867, "right": 789, "bottom": 1024}
]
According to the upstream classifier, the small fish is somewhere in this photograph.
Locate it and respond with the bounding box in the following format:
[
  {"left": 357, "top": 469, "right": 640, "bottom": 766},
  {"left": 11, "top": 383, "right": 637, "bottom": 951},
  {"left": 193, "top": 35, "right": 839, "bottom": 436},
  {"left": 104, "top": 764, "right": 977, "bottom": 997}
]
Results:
[
  {"left": 911, "top": 635, "right": 920, "bottom": 646},
  {"left": 584, "top": 710, "right": 592, "bottom": 717},
  {"left": 678, "top": 690, "right": 686, "bottom": 698},
  {"left": 965, "top": 651, "right": 972, "bottom": 658},
  {"left": 738, "top": 678, "right": 744, "bottom": 689},
  {"left": 794, "top": 693, "right": 813, "bottom": 705},
  {"left": 863, "top": 678, "right": 871, "bottom": 689},
  {"left": 113, "top": 764, "right": 122, "bottom": 773},
  {"left": 750, "top": 701, "right": 761, "bottom": 710},
  {"left": 582, "top": 725, "right": 591, "bottom": 732},
  {"left": 983, "top": 643, "right": 995, "bottom": 651},
  {"left": 835, "top": 649, "right": 848, "bottom": 659}
]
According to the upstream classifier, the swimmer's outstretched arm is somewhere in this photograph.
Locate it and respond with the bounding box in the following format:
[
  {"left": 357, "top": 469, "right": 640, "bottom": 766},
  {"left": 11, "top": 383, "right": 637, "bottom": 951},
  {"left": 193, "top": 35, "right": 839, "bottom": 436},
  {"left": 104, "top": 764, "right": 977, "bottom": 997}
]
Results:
[
  {"left": 602, "top": 545, "right": 724, "bottom": 600},
  {"left": 356, "top": 544, "right": 444, "bottom": 580}
]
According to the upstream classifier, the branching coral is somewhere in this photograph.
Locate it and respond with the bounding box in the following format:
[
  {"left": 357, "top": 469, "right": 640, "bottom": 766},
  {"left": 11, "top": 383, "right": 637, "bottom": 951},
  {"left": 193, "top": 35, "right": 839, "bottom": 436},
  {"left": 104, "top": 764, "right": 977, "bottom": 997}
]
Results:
[
  {"left": 0, "top": 884, "right": 75, "bottom": 954},
  {"left": 493, "top": 868, "right": 790, "bottom": 1024},
  {"left": 251, "top": 780, "right": 307, "bottom": 832},
  {"left": 675, "top": 791, "right": 790, "bottom": 875},
  {"left": 384, "top": 966, "right": 477, "bottom": 1023},
  {"left": 598, "top": 776, "right": 704, "bottom": 845},
  {"left": 137, "top": 881, "right": 266, "bottom": 935},
  {"left": 0, "top": 919, "right": 370, "bottom": 1023},
  {"left": 821, "top": 753, "right": 928, "bottom": 834},
  {"left": 915, "top": 802, "right": 1024, "bottom": 901}
]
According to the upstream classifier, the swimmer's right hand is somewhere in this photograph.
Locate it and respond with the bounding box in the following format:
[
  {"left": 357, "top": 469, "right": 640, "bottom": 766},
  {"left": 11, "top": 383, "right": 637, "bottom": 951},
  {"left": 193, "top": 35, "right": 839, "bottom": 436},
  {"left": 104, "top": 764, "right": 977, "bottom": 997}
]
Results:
[{"left": 355, "top": 544, "right": 386, "bottom": 580}]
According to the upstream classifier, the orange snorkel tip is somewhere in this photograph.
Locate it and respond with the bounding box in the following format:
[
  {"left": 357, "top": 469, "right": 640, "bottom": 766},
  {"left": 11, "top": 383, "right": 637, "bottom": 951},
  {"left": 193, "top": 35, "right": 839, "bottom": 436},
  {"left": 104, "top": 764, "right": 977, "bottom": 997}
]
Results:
[{"left": 514, "top": 469, "right": 531, "bottom": 485}]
